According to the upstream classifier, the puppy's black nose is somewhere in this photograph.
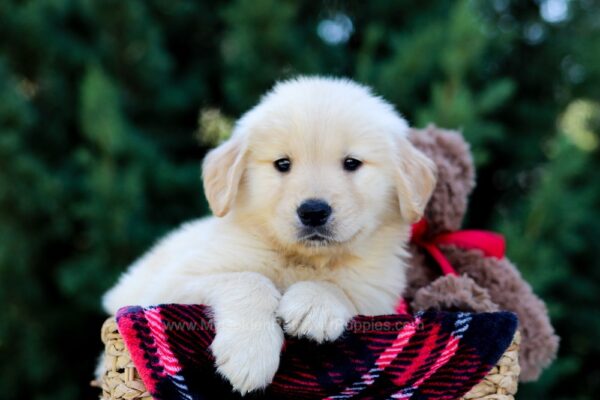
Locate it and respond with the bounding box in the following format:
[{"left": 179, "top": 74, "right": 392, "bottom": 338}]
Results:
[{"left": 297, "top": 199, "right": 332, "bottom": 227}]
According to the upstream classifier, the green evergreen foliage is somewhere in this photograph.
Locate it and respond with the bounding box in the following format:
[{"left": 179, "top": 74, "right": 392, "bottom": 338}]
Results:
[{"left": 0, "top": 1, "right": 598, "bottom": 398}]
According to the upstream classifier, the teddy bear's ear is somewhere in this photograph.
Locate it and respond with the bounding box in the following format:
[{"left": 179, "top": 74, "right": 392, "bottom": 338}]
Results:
[{"left": 408, "top": 126, "right": 475, "bottom": 234}]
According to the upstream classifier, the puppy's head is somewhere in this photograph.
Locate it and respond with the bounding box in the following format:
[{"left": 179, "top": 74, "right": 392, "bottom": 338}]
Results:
[{"left": 203, "top": 77, "right": 436, "bottom": 252}]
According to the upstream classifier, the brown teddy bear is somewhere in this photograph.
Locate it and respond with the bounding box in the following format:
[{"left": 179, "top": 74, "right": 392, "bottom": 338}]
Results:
[{"left": 405, "top": 125, "right": 559, "bottom": 382}]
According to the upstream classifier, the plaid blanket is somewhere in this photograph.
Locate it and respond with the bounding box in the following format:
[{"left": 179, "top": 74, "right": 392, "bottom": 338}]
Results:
[{"left": 116, "top": 304, "right": 516, "bottom": 400}]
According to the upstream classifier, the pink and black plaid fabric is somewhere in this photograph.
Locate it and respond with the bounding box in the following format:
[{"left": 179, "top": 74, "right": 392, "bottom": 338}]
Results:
[{"left": 116, "top": 304, "right": 516, "bottom": 400}]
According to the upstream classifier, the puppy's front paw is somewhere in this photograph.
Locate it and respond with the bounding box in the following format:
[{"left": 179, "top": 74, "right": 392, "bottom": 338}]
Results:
[
  {"left": 277, "top": 281, "right": 354, "bottom": 343},
  {"left": 211, "top": 318, "right": 283, "bottom": 395}
]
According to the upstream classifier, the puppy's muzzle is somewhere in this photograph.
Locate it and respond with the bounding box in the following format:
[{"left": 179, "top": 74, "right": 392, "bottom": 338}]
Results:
[{"left": 297, "top": 199, "right": 332, "bottom": 227}]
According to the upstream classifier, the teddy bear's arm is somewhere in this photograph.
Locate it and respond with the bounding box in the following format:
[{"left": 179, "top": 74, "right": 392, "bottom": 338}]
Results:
[{"left": 448, "top": 247, "right": 559, "bottom": 382}]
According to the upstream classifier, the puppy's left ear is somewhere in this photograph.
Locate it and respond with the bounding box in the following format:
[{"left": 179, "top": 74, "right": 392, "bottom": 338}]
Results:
[
  {"left": 202, "top": 134, "right": 247, "bottom": 217},
  {"left": 394, "top": 136, "right": 437, "bottom": 223}
]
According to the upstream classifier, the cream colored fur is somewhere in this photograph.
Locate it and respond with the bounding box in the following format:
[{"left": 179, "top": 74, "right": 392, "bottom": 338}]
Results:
[{"left": 102, "top": 77, "right": 436, "bottom": 395}]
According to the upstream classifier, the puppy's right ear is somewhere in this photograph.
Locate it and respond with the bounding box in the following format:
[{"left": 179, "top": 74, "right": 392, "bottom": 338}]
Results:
[
  {"left": 202, "top": 135, "right": 247, "bottom": 217},
  {"left": 394, "top": 136, "right": 437, "bottom": 224}
]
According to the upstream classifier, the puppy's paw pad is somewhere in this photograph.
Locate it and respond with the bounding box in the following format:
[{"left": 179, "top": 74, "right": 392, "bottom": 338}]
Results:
[
  {"left": 277, "top": 283, "right": 352, "bottom": 343},
  {"left": 211, "top": 322, "right": 283, "bottom": 395}
]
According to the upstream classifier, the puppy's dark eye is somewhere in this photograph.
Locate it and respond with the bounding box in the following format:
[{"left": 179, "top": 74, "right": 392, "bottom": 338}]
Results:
[
  {"left": 343, "top": 157, "right": 362, "bottom": 172},
  {"left": 274, "top": 158, "right": 291, "bottom": 173}
]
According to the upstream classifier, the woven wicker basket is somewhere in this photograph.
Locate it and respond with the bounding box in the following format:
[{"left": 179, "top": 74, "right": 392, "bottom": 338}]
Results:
[{"left": 95, "top": 318, "right": 520, "bottom": 400}]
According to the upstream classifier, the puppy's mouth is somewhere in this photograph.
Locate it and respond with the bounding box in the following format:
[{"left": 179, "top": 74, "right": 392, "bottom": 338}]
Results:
[
  {"left": 297, "top": 228, "right": 337, "bottom": 246},
  {"left": 305, "top": 233, "right": 330, "bottom": 242}
]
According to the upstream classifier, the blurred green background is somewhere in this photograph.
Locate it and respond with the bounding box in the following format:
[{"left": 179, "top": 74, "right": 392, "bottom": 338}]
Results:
[{"left": 1, "top": 0, "right": 599, "bottom": 399}]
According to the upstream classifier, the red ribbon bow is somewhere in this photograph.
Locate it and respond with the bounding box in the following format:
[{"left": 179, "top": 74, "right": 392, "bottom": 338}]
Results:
[{"left": 410, "top": 219, "right": 506, "bottom": 276}]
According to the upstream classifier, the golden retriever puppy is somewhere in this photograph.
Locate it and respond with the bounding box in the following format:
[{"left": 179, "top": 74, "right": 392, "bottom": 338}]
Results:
[{"left": 102, "top": 76, "right": 436, "bottom": 394}]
